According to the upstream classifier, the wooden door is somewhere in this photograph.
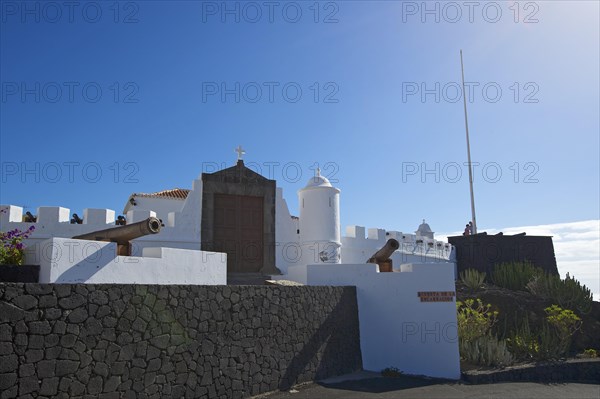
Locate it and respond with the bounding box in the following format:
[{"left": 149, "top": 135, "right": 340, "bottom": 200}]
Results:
[{"left": 213, "top": 194, "right": 264, "bottom": 273}]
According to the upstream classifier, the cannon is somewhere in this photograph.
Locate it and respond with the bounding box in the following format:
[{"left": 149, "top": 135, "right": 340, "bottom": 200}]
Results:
[
  {"left": 73, "top": 217, "right": 161, "bottom": 256},
  {"left": 367, "top": 238, "right": 400, "bottom": 272}
]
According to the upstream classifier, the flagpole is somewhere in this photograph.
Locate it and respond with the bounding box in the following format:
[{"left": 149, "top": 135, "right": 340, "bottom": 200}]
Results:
[{"left": 460, "top": 50, "right": 477, "bottom": 234}]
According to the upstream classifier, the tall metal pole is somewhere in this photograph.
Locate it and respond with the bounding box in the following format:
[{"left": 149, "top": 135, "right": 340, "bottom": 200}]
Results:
[{"left": 460, "top": 50, "right": 477, "bottom": 234}]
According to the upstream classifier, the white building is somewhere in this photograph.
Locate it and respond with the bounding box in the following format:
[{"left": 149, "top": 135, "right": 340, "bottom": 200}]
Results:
[
  {"left": 0, "top": 153, "right": 460, "bottom": 379},
  {"left": 123, "top": 188, "right": 190, "bottom": 223},
  {"left": 1, "top": 158, "right": 455, "bottom": 277}
]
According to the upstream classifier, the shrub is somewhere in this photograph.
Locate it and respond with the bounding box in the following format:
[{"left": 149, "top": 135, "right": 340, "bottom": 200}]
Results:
[
  {"left": 545, "top": 305, "right": 582, "bottom": 356},
  {"left": 506, "top": 315, "right": 539, "bottom": 360},
  {"left": 0, "top": 226, "right": 35, "bottom": 265},
  {"left": 506, "top": 315, "right": 561, "bottom": 361},
  {"left": 528, "top": 273, "right": 593, "bottom": 314},
  {"left": 456, "top": 299, "right": 512, "bottom": 366},
  {"left": 491, "top": 261, "right": 544, "bottom": 291},
  {"left": 456, "top": 299, "right": 498, "bottom": 341},
  {"left": 460, "top": 269, "right": 486, "bottom": 292},
  {"left": 509, "top": 305, "right": 583, "bottom": 360},
  {"left": 580, "top": 349, "right": 598, "bottom": 358},
  {"left": 459, "top": 335, "right": 514, "bottom": 367}
]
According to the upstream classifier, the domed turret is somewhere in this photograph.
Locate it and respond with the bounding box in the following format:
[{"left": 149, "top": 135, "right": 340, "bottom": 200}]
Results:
[
  {"left": 298, "top": 169, "right": 341, "bottom": 264},
  {"left": 415, "top": 219, "right": 434, "bottom": 240},
  {"left": 304, "top": 173, "right": 333, "bottom": 188}
]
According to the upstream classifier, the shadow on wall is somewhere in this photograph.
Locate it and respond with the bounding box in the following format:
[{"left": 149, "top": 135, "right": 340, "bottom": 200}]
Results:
[
  {"left": 278, "top": 288, "right": 363, "bottom": 390},
  {"left": 55, "top": 244, "right": 115, "bottom": 283}
]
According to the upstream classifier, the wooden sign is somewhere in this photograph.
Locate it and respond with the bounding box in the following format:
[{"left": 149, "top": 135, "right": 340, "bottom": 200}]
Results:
[{"left": 417, "top": 291, "right": 456, "bottom": 302}]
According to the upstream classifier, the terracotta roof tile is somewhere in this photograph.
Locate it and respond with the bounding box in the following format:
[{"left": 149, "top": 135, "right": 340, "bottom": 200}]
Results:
[{"left": 133, "top": 188, "right": 190, "bottom": 200}]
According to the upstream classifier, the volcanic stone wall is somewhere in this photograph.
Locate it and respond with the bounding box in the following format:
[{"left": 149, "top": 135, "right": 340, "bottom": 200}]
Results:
[
  {"left": 0, "top": 283, "right": 362, "bottom": 398},
  {"left": 449, "top": 234, "right": 558, "bottom": 277}
]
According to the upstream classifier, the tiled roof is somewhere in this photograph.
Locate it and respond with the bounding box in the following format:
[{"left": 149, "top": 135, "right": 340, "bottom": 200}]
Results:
[{"left": 133, "top": 188, "right": 190, "bottom": 200}]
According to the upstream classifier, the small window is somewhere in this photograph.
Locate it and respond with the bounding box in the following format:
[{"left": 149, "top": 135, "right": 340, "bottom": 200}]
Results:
[
  {"left": 329, "top": 197, "right": 332, "bottom": 207},
  {"left": 302, "top": 198, "right": 304, "bottom": 208}
]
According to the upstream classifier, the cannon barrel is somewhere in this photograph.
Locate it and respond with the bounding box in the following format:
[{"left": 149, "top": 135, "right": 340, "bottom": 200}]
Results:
[
  {"left": 367, "top": 238, "right": 400, "bottom": 263},
  {"left": 367, "top": 239, "right": 399, "bottom": 272},
  {"left": 73, "top": 217, "right": 161, "bottom": 245}
]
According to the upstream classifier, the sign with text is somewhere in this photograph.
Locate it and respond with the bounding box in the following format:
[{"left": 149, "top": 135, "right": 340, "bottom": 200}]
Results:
[{"left": 418, "top": 291, "right": 456, "bottom": 302}]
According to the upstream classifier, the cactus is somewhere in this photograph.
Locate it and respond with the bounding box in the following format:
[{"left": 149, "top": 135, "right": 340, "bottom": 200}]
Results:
[
  {"left": 459, "top": 268, "right": 486, "bottom": 292},
  {"left": 492, "top": 261, "right": 544, "bottom": 291},
  {"left": 459, "top": 335, "right": 514, "bottom": 367},
  {"left": 527, "top": 272, "right": 593, "bottom": 314}
]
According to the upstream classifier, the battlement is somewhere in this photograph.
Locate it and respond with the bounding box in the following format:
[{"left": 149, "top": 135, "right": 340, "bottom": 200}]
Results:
[
  {"left": 1, "top": 205, "right": 117, "bottom": 226},
  {"left": 0, "top": 203, "right": 202, "bottom": 265},
  {"left": 342, "top": 225, "right": 453, "bottom": 261}
]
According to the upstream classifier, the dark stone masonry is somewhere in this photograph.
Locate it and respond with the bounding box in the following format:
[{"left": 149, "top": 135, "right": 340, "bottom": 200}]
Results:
[
  {"left": 0, "top": 283, "right": 362, "bottom": 398},
  {"left": 449, "top": 234, "right": 559, "bottom": 277}
]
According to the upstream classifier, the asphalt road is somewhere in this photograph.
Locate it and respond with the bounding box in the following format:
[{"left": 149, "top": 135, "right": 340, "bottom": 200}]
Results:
[{"left": 256, "top": 372, "right": 600, "bottom": 399}]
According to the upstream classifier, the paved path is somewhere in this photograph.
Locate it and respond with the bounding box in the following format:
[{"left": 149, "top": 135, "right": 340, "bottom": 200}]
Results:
[{"left": 256, "top": 372, "right": 600, "bottom": 399}]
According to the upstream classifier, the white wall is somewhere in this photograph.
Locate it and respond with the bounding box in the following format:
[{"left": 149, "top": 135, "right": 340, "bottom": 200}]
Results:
[
  {"left": 285, "top": 262, "right": 460, "bottom": 380},
  {"left": 1, "top": 180, "right": 205, "bottom": 265},
  {"left": 1, "top": 205, "right": 120, "bottom": 265},
  {"left": 342, "top": 225, "right": 453, "bottom": 266},
  {"left": 124, "top": 196, "right": 185, "bottom": 223},
  {"left": 275, "top": 188, "right": 300, "bottom": 275},
  {"left": 39, "top": 238, "right": 226, "bottom": 285},
  {"left": 298, "top": 183, "right": 341, "bottom": 265}
]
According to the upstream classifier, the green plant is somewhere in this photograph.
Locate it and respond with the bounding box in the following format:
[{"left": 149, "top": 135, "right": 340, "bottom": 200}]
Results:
[
  {"left": 0, "top": 226, "right": 35, "bottom": 265},
  {"left": 506, "top": 314, "right": 561, "bottom": 361},
  {"left": 545, "top": 305, "right": 582, "bottom": 356},
  {"left": 460, "top": 269, "right": 486, "bottom": 292},
  {"left": 528, "top": 273, "right": 593, "bottom": 314},
  {"left": 506, "top": 308, "right": 581, "bottom": 361},
  {"left": 491, "top": 261, "right": 544, "bottom": 291},
  {"left": 459, "top": 335, "right": 514, "bottom": 367},
  {"left": 506, "top": 316, "right": 540, "bottom": 360},
  {"left": 580, "top": 349, "right": 598, "bottom": 358},
  {"left": 456, "top": 299, "right": 498, "bottom": 341},
  {"left": 381, "top": 367, "right": 403, "bottom": 377},
  {"left": 456, "top": 299, "right": 511, "bottom": 366}
]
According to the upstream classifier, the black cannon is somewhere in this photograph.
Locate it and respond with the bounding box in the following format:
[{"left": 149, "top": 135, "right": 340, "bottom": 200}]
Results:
[
  {"left": 367, "top": 238, "right": 400, "bottom": 272},
  {"left": 73, "top": 217, "right": 161, "bottom": 256}
]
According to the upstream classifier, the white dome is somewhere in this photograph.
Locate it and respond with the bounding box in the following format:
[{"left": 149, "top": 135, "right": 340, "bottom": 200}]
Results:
[
  {"left": 416, "top": 219, "right": 434, "bottom": 236},
  {"left": 417, "top": 223, "right": 432, "bottom": 233},
  {"left": 304, "top": 175, "right": 332, "bottom": 188},
  {"left": 303, "top": 169, "right": 333, "bottom": 189}
]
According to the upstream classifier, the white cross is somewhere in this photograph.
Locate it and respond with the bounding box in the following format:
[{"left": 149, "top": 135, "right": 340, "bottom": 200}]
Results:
[{"left": 235, "top": 145, "right": 246, "bottom": 160}]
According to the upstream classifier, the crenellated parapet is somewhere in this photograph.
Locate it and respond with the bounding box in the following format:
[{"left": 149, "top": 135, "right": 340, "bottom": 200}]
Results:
[
  {"left": 1, "top": 187, "right": 204, "bottom": 265},
  {"left": 341, "top": 225, "right": 453, "bottom": 264}
]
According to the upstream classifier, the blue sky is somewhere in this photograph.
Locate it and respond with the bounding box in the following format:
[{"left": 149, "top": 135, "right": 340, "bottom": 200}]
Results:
[{"left": 1, "top": 1, "right": 599, "bottom": 288}]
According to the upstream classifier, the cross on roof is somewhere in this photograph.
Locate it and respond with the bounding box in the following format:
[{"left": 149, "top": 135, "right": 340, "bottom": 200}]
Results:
[{"left": 235, "top": 145, "right": 246, "bottom": 161}]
